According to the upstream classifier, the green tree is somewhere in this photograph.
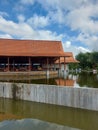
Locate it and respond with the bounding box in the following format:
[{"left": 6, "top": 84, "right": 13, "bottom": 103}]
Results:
[
  {"left": 91, "top": 52, "right": 98, "bottom": 69},
  {"left": 75, "top": 52, "right": 98, "bottom": 70}
]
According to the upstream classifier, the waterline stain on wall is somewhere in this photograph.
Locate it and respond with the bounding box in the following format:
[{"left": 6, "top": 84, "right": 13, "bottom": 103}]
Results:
[
  {"left": 0, "top": 82, "right": 98, "bottom": 111},
  {"left": 11, "top": 84, "right": 20, "bottom": 100}
]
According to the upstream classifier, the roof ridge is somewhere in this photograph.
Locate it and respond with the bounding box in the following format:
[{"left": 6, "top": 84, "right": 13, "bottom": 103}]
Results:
[{"left": 0, "top": 38, "right": 61, "bottom": 43}]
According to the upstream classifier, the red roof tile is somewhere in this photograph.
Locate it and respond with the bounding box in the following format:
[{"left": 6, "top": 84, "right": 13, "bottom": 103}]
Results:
[
  {"left": 64, "top": 52, "right": 73, "bottom": 57},
  {"left": 55, "top": 52, "right": 79, "bottom": 63},
  {"left": 0, "top": 39, "right": 67, "bottom": 57}
]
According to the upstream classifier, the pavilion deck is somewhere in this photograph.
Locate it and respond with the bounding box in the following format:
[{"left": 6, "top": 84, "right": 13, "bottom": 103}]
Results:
[{"left": 0, "top": 70, "right": 58, "bottom": 76}]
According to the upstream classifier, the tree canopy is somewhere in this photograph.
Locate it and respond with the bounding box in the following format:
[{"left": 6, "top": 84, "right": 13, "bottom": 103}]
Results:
[{"left": 75, "top": 52, "right": 98, "bottom": 70}]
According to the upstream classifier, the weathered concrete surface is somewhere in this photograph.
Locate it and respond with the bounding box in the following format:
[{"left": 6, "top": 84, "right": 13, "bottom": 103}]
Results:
[
  {"left": 0, "top": 71, "right": 58, "bottom": 76},
  {"left": 0, "top": 82, "right": 98, "bottom": 111}
]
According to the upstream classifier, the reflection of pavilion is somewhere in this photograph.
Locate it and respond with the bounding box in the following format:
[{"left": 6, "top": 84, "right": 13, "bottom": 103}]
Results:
[
  {"left": 0, "top": 113, "right": 22, "bottom": 121},
  {"left": 55, "top": 78, "right": 75, "bottom": 87}
]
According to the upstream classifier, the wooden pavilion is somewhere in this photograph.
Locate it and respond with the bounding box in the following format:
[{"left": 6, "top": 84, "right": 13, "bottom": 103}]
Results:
[
  {"left": 55, "top": 52, "right": 79, "bottom": 72},
  {"left": 0, "top": 39, "right": 69, "bottom": 72}
]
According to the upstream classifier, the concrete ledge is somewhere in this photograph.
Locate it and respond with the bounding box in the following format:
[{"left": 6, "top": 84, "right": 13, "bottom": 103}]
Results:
[
  {"left": 0, "top": 82, "right": 98, "bottom": 111},
  {"left": 0, "top": 71, "right": 58, "bottom": 80},
  {"left": 0, "top": 71, "right": 58, "bottom": 76}
]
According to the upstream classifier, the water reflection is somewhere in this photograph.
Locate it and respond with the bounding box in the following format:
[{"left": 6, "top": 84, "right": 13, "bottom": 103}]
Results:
[
  {"left": 0, "top": 119, "right": 80, "bottom": 130},
  {"left": 0, "top": 98, "right": 98, "bottom": 130},
  {"left": 0, "top": 74, "right": 78, "bottom": 87},
  {"left": 55, "top": 79, "right": 75, "bottom": 87},
  {"left": 77, "top": 72, "right": 98, "bottom": 88},
  {"left": 0, "top": 72, "right": 98, "bottom": 88}
]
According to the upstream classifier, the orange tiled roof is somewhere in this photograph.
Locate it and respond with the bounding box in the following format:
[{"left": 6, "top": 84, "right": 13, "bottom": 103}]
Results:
[
  {"left": 60, "top": 57, "right": 79, "bottom": 63},
  {"left": 64, "top": 52, "right": 73, "bottom": 57},
  {"left": 55, "top": 52, "right": 79, "bottom": 63},
  {"left": 0, "top": 39, "right": 67, "bottom": 57}
]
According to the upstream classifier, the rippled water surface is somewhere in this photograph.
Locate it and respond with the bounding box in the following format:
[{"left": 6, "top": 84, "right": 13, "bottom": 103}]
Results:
[
  {"left": 0, "top": 98, "right": 98, "bottom": 130},
  {"left": 0, "top": 72, "right": 98, "bottom": 129}
]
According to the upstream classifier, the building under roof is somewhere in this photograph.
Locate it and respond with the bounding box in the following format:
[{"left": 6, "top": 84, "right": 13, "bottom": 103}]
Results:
[{"left": 0, "top": 38, "right": 71, "bottom": 72}]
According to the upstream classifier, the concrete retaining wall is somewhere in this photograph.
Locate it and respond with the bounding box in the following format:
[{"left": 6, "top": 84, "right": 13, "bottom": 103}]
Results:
[{"left": 0, "top": 82, "right": 98, "bottom": 111}]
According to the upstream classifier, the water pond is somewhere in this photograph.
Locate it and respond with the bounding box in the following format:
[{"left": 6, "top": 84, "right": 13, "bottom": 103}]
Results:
[
  {"left": 0, "top": 72, "right": 98, "bottom": 129},
  {"left": 0, "top": 98, "right": 98, "bottom": 130}
]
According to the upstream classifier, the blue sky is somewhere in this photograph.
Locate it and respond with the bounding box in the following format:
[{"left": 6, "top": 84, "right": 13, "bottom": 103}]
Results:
[{"left": 0, "top": 0, "right": 98, "bottom": 56}]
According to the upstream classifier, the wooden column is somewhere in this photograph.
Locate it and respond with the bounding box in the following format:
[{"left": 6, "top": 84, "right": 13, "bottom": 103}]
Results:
[
  {"left": 59, "top": 57, "right": 60, "bottom": 69},
  {"left": 58, "top": 57, "right": 61, "bottom": 77},
  {"left": 7, "top": 57, "right": 10, "bottom": 71},
  {"left": 50, "top": 60, "right": 52, "bottom": 71},
  {"left": 29, "top": 57, "right": 31, "bottom": 71},
  {"left": 13, "top": 59, "right": 15, "bottom": 71},
  {"left": 46, "top": 57, "right": 49, "bottom": 78},
  {"left": 47, "top": 57, "right": 49, "bottom": 70},
  {"left": 64, "top": 56, "right": 66, "bottom": 78},
  {"left": 64, "top": 57, "right": 66, "bottom": 70}
]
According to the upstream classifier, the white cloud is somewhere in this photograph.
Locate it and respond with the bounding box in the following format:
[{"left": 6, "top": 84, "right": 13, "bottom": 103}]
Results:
[
  {"left": 66, "top": 5, "right": 98, "bottom": 34},
  {"left": 63, "top": 41, "right": 90, "bottom": 56},
  {"left": 37, "top": 0, "right": 98, "bottom": 52},
  {"left": 77, "top": 46, "right": 90, "bottom": 53},
  {"left": 14, "top": 0, "right": 34, "bottom": 12},
  {"left": 0, "top": 15, "right": 63, "bottom": 41},
  {"left": 0, "top": 34, "right": 13, "bottom": 39},
  {"left": 64, "top": 41, "right": 71, "bottom": 48},
  {"left": 20, "top": 0, "right": 35, "bottom": 5},
  {"left": 35, "top": 30, "right": 63, "bottom": 40},
  {"left": 0, "top": 16, "right": 33, "bottom": 37},
  {"left": 38, "top": 0, "right": 91, "bottom": 11},
  {"left": 27, "top": 14, "right": 49, "bottom": 28},
  {"left": 48, "top": 9, "right": 65, "bottom": 24},
  {"left": 77, "top": 33, "right": 98, "bottom": 51},
  {"left": 14, "top": 4, "right": 26, "bottom": 13},
  {"left": 0, "top": 11, "right": 9, "bottom": 17},
  {"left": 17, "top": 15, "right": 25, "bottom": 23}
]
